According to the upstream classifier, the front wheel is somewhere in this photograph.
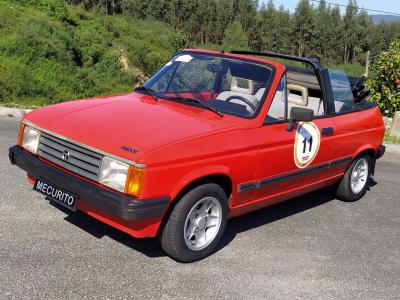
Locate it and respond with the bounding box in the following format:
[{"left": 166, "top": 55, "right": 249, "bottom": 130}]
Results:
[
  {"left": 335, "top": 154, "right": 371, "bottom": 202},
  {"left": 160, "top": 183, "right": 228, "bottom": 263}
]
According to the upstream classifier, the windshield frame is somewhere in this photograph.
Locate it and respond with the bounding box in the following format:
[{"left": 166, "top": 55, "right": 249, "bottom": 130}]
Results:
[{"left": 141, "top": 51, "right": 276, "bottom": 120}]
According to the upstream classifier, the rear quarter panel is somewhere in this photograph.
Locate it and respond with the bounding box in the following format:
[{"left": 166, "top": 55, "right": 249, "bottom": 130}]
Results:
[{"left": 330, "top": 107, "right": 384, "bottom": 173}]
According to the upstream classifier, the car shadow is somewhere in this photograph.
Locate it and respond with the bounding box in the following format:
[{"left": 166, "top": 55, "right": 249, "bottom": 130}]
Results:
[
  {"left": 56, "top": 205, "right": 165, "bottom": 257},
  {"left": 54, "top": 179, "right": 377, "bottom": 259}
]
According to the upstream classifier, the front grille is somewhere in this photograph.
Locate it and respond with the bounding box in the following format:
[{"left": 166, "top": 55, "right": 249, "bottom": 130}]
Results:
[{"left": 37, "top": 132, "right": 103, "bottom": 182}]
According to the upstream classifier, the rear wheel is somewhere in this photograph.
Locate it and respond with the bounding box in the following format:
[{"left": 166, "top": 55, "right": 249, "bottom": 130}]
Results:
[
  {"left": 160, "top": 183, "right": 228, "bottom": 263},
  {"left": 335, "top": 154, "right": 371, "bottom": 202}
]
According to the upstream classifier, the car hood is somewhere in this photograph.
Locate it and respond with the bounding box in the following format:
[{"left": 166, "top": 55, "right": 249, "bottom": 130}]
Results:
[{"left": 24, "top": 92, "right": 241, "bottom": 164}]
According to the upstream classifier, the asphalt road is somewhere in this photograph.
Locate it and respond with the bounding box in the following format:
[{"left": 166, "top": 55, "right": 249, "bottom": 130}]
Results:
[{"left": 1, "top": 116, "right": 399, "bottom": 299}]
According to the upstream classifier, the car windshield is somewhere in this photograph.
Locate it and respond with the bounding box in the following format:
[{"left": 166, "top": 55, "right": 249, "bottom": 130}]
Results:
[{"left": 141, "top": 53, "right": 273, "bottom": 118}]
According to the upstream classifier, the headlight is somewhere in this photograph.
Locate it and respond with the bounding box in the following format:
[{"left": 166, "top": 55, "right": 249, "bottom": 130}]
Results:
[
  {"left": 99, "top": 157, "right": 129, "bottom": 193},
  {"left": 21, "top": 126, "right": 41, "bottom": 154},
  {"left": 99, "top": 157, "right": 144, "bottom": 196}
]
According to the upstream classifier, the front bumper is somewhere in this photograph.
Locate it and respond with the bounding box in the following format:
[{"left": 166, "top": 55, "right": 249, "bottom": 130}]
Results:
[{"left": 9, "top": 145, "right": 169, "bottom": 221}]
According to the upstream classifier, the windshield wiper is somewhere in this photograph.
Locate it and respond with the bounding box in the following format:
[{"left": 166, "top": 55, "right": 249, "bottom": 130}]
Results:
[
  {"left": 134, "top": 86, "right": 158, "bottom": 101},
  {"left": 166, "top": 96, "right": 223, "bottom": 117}
]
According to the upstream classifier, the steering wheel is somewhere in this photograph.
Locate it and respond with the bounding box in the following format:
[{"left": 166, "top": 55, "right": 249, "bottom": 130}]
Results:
[
  {"left": 170, "top": 74, "right": 187, "bottom": 93},
  {"left": 225, "top": 95, "right": 257, "bottom": 112}
]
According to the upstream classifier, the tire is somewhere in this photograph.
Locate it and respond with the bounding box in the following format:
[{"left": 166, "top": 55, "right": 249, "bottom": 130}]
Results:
[
  {"left": 335, "top": 154, "right": 372, "bottom": 202},
  {"left": 160, "top": 183, "right": 228, "bottom": 263}
]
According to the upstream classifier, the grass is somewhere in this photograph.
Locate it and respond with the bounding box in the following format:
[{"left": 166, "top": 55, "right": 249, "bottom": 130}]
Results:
[{"left": 384, "top": 133, "right": 400, "bottom": 144}]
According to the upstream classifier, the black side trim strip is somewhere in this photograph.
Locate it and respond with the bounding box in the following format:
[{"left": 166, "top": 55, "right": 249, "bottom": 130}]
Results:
[
  {"left": 329, "top": 156, "right": 352, "bottom": 167},
  {"left": 237, "top": 183, "right": 257, "bottom": 193},
  {"left": 259, "top": 162, "right": 329, "bottom": 188},
  {"left": 238, "top": 156, "right": 352, "bottom": 193}
]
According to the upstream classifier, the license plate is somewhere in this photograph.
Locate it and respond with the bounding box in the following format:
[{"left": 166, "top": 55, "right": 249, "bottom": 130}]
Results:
[{"left": 34, "top": 179, "right": 77, "bottom": 212}]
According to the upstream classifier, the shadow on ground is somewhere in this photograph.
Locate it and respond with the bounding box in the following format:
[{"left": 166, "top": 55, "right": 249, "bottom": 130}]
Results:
[{"left": 54, "top": 179, "right": 377, "bottom": 259}]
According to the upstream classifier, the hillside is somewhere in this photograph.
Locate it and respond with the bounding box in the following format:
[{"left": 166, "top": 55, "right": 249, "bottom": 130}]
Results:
[
  {"left": 371, "top": 14, "right": 400, "bottom": 24},
  {"left": 0, "top": 0, "right": 176, "bottom": 107}
]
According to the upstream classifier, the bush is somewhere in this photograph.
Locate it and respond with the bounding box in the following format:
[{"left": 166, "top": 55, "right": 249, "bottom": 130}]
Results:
[
  {"left": 169, "top": 30, "right": 190, "bottom": 52},
  {"left": 367, "top": 39, "right": 400, "bottom": 117}
]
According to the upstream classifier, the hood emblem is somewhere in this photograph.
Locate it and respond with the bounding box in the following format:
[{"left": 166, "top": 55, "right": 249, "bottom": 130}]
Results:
[
  {"left": 121, "top": 145, "right": 138, "bottom": 153},
  {"left": 61, "top": 150, "right": 71, "bottom": 161}
]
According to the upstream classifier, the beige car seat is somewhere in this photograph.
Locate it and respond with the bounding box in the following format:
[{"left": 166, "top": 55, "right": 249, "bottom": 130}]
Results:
[
  {"left": 216, "top": 77, "right": 259, "bottom": 112},
  {"left": 287, "top": 84, "right": 324, "bottom": 116},
  {"left": 267, "top": 84, "right": 324, "bottom": 120}
]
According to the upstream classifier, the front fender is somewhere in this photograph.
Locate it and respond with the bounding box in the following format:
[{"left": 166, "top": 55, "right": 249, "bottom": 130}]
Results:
[{"left": 169, "top": 165, "right": 233, "bottom": 201}]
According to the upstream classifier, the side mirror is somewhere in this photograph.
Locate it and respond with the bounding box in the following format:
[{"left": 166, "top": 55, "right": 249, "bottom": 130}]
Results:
[{"left": 286, "top": 107, "right": 314, "bottom": 131}]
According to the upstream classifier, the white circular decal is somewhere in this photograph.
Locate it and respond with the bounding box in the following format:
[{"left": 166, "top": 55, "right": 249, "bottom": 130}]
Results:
[{"left": 294, "top": 122, "right": 321, "bottom": 168}]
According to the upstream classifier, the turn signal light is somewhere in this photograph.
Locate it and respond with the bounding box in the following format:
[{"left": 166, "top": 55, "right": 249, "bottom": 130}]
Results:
[
  {"left": 125, "top": 166, "right": 144, "bottom": 197},
  {"left": 17, "top": 123, "right": 25, "bottom": 146}
]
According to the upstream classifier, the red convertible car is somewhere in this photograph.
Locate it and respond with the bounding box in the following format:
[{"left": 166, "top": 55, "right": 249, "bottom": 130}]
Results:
[{"left": 9, "top": 49, "right": 385, "bottom": 262}]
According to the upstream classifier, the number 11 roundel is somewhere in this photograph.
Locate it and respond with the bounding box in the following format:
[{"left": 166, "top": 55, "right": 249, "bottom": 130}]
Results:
[{"left": 294, "top": 122, "right": 321, "bottom": 168}]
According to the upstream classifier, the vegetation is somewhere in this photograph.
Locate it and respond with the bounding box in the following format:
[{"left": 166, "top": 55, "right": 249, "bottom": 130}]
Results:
[
  {"left": 0, "top": 0, "right": 399, "bottom": 110},
  {"left": 0, "top": 0, "right": 175, "bottom": 106},
  {"left": 384, "top": 133, "right": 400, "bottom": 144},
  {"left": 367, "top": 40, "right": 400, "bottom": 117},
  {"left": 69, "top": 0, "right": 400, "bottom": 66}
]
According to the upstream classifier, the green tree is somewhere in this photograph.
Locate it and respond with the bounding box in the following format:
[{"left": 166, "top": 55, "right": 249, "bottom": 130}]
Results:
[
  {"left": 342, "top": 0, "right": 359, "bottom": 63},
  {"left": 324, "top": 6, "right": 342, "bottom": 63},
  {"left": 354, "top": 10, "right": 371, "bottom": 64},
  {"left": 274, "top": 6, "right": 292, "bottom": 54},
  {"left": 215, "top": 0, "right": 234, "bottom": 44},
  {"left": 292, "top": 0, "right": 315, "bottom": 57},
  {"left": 259, "top": 0, "right": 276, "bottom": 51},
  {"left": 69, "top": 0, "right": 122, "bottom": 15},
  {"left": 223, "top": 19, "right": 248, "bottom": 51},
  {"left": 313, "top": 0, "right": 330, "bottom": 60},
  {"left": 189, "top": 0, "right": 217, "bottom": 44},
  {"left": 234, "top": 0, "right": 258, "bottom": 33}
]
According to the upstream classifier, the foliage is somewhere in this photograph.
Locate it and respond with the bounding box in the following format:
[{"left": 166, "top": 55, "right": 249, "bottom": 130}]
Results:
[
  {"left": 384, "top": 133, "right": 400, "bottom": 144},
  {"left": 367, "top": 39, "right": 400, "bottom": 117},
  {"left": 169, "top": 31, "right": 190, "bottom": 52},
  {"left": 292, "top": 0, "right": 315, "bottom": 57},
  {"left": 112, "top": 0, "right": 399, "bottom": 68},
  {"left": 0, "top": 0, "right": 175, "bottom": 106},
  {"left": 0, "top": 0, "right": 399, "bottom": 107},
  {"left": 223, "top": 20, "right": 249, "bottom": 51}
]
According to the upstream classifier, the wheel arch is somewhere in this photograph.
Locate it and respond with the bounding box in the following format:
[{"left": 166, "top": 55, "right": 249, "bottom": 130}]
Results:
[
  {"left": 352, "top": 145, "right": 377, "bottom": 175},
  {"left": 157, "top": 172, "right": 233, "bottom": 239}
]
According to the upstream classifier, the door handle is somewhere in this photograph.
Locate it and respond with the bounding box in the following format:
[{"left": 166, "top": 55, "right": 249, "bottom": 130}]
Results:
[{"left": 322, "top": 127, "right": 334, "bottom": 136}]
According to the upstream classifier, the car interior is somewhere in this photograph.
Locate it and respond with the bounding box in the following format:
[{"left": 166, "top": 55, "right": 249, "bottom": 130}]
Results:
[
  {"left": 146, "top": 53, "right": 359, "bottom": 118},
  {"left": 213, "top": 67, "right": 326, "bottom": 120},
  {"left": 267, "top": 68, "right": 325, "bottom": 121}
]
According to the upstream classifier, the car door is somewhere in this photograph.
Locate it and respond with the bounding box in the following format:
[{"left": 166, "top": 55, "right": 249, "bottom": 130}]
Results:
[
  {"left": 321, "top": 70, "right": 380, "bottom": 177},
  {"left": 251, "top": 72, "right": 336, "bottom": 206}
]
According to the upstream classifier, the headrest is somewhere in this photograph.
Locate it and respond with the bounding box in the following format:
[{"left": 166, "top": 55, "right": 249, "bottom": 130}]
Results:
[
  {"left": 254, "top": 88, "right": 266, "bottom": 100},
  {"left": 231, "top": 77, "right": 254, "bottom": 95},
  {"left": 287, "top": 84, "right": 308, "bottom": 106}
]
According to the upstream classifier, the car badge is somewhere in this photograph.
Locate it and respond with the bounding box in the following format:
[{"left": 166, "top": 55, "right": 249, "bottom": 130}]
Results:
[
  {"left": 61, "top": 150, "right": 70, "bottom": 161},
  {"left": 121, "top": 145, "right": 138, "bottom": 153}
]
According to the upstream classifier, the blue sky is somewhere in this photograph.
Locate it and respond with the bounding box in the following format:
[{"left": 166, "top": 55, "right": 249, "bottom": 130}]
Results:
[{"left": 261, "top": 0, "right": 400, "bottom": 15}]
